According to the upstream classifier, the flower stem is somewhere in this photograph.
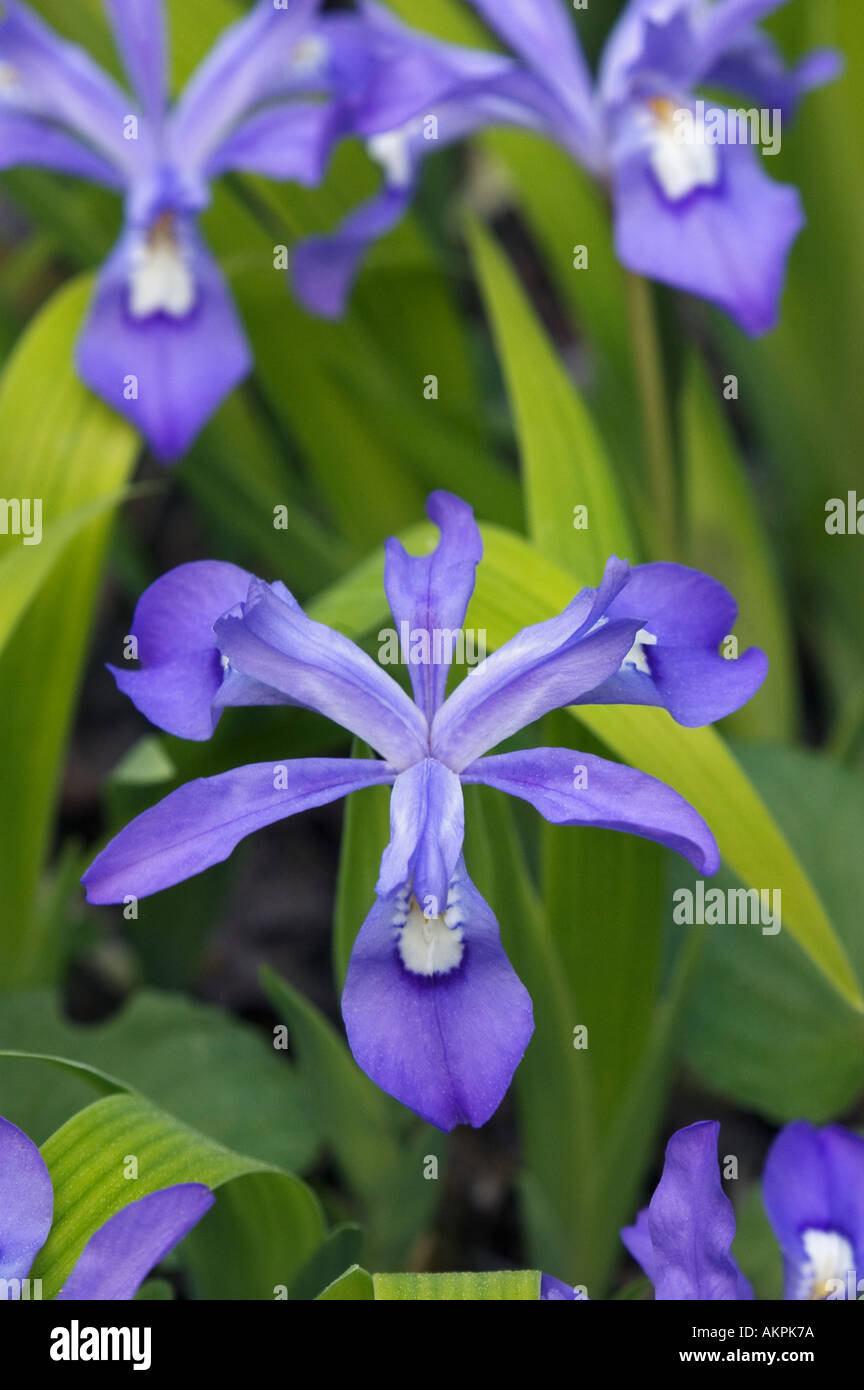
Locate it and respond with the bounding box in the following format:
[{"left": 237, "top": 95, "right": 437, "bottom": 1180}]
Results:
[{"left": 624, "top": 271, "right": 678, "bottom": 557}]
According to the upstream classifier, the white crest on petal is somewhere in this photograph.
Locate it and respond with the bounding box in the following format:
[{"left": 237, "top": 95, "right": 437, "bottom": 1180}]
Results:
[
  {"left": 796, "top": 1228, "right": 856, "bottom": 1300},
  {"left": 129, "top": 213, "right": 195, "bottom": 320},
  {"left": 367, "top": 122, "right": 421, "bottom": 189},
  {"left": 621, "top": 627, "right": 657, "bottom": 675},
  {"left": 646, "top": 97, "right": 719, "bottom": 201},
  {"left": 395, "top": 888, "right": 464, "bottom": 978}
]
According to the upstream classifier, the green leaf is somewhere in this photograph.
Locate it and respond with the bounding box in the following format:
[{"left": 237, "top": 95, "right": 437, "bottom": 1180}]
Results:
[
  {"left": 681, "top": 354, "right": 797, "bottom": 740},
  {"left": 316, "top": 1265, "right": 375, "bottom": 1301},
  {"left": 0, "top": 1050, "right": 127, "bottom": 1096},
  {"left": 0, "top": 275, "right": 138, "bottom": 985},
  {"left": 184, "top": 1171, "right": 326, "bottom": 1301},
  {"left": 0, "top": 989, "right": 319, "bottom": 1170},
  {"left": 30, "top": 1091, "right": 323, "bottom": 1300},
  {"left": 733, "top": 1184, "right": 784, "bottom": 1302},
  {"left": 0, "top": 487, "right": 133, "bottom": 658},
  {"left": 467, "top": 218, "right": 637, "bottom": 574},
  {"left": 373, "top": 1271, "right": 542, "bottom": 1300},
  {"left": 681, "top": 744, "right": 864, "bottom": 1120}
]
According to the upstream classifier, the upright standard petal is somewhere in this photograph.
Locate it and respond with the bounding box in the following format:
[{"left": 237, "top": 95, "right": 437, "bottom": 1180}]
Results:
[
  {"left": 431, "top": 558, "right": 641, "bottom": 771},
  {"left": 469, "top": 0, "right": 602, "bottom": 161},
  {"left": 168, "top": 0, "right": 323, "bottom": 178},
  {"left": 108, "top": 560, "right": 269, "bottom": 740},
  {"left": 104, "top": 0, "right": 167, "bottom": 121},
  {"left": 383, "top": 491, "right": 483, "bottom": 720},
  {"left": 621, "top": 1121, "right": 752, "bottom": 1300},
  {"left": 0, "top": 1114, "right": 53, "bottom": 1288},
  {"left": 82, "top": 757, "right": 395, "bottom": 903},
  {"left": 612, "top": 136, "right": 804, "bottom": 336},
  {"left": 55, "top": 1184, "right": 214, "bottom": 1301},
  {"left": 462, "top": 747, "right": 719, "bottom": 874},
  {"left": 377, "top": 758, "right": 464, "bottom": 915},
  {"left": 0, "top": 0, "right": 137, "bottom": 175},
  {"left": 575, "top": 561, "right": 768, "bottom": 725},
  {"left": 77, "top": 219, "right": 252, "bottom": 461},
  {"left": 214, "top": 579, "right": 429, "bottom": 769},
  {"left": 762, "top": 1122, "right": 864, "bottom": 1301},
  {"left": 599, "top": 0, "right": 700, "bottom": 108},
  {"left": 342, "top": 865, "right": 533, "bottom": 1131}
]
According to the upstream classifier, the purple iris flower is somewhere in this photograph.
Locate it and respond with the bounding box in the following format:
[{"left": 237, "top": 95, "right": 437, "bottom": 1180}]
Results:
[
  {"left": 622, "top": 1119, "right": 864, "bottom": 1300},
  {"left": 0, "top": 0, "right": 344, "bottom": 460},
  {"left": 295, "top": 0, "right": 840, "bottom": 334},
  {"left": 82, "top": 492, "right": 766, "bottom": 1131},
  {"left": 0, "top": 1112, "right": 213, "bottom": 1299}
]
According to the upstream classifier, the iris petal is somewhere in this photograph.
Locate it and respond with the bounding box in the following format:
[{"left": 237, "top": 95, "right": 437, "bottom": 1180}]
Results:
[
  {"left": 0, "top": 1114, "right": 53, "bottom": 1288},
  {"left": 462, "top": 747, "right": 720, "bottom": 874},
  {"left": 82, "top": 757, "right": 395, "bottom": 904},
  {"left": 55, "top": 1184, "right": 214, "bottom": 1301},
  {"left": 77, "top": 220, "right": 252, "bottom": 462},
  {"left": 342, "top": 864, "right": 533, "bottom": 1131},
  {"left": 383, "top": 491, "right": 483, "bottom": 720}
]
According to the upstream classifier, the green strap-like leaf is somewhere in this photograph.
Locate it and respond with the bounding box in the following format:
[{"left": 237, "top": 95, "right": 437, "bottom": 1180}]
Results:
[
  {"left": 468, "top": 219, "right": 638, "bottom": 573},
  {"left": 30, "top": 1091, "right": 323, "bottom": 1300},
  {"left": 373, "top": 1271, "right": 542, "bottom": 1300},
  {"left": 0, "top": 1049, "right": 128, "bottom": 1096},
  {"left": 0, "top": 275, "right": 138, "bottom": 985}
]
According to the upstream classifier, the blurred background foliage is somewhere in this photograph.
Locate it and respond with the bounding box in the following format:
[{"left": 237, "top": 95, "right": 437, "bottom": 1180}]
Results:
[{"left": 0, "top": 0, "right": 861, "bottom": 1297}]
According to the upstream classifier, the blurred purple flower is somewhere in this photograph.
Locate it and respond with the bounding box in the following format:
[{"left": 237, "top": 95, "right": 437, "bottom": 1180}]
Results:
[
  {"left": 0, "top": 1112, "right": 212, "bottom": 1300},
  {"left": 0, "top": 0, "right": 342, "bottom": 460},
  {"left": 82, "top": 492, "right": 766, "bottom": 1130},
  {"left": 622, "top": 1119, "right": 864, "bottom": 1299},
  {"left": 295, "top": 0, "right": 840, "bottom": 333}
]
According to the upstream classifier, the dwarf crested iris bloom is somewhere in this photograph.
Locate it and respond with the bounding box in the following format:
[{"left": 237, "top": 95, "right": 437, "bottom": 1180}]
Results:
[
  {"left": 0, "top": 0, "right": 344, "bottom": 460},
  {"left": 622, "top": 1119, "right": 864, "bottom": 1300},
  {"left": 83, "top": 492, "right": 766, "bottom": 1130},
  {"left": 0, "top": 1112, "right": 212, "bottom": 1299},
  {"left": 295, "top": 0, "right": 839, "bottom": 333}
]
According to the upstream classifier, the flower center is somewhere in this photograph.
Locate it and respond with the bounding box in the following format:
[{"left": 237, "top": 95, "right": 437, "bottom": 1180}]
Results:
[
  {"left": 797, "top": 1229, "right": 856, "bottom": 1300},
  {"left": 646, "top": 95, "right": 719, "bottom": 201},
  {"left": 395, "top": 892, "right": 464, "bottom": 977},
  {"left": 622, "top": 627, "right": 657, "bottom": 675},
  {"left": 129, "top": 212, "right": 195, "bottom": 320}
]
